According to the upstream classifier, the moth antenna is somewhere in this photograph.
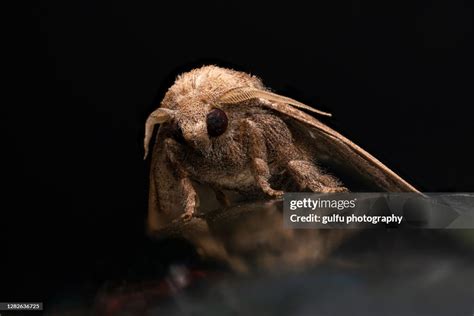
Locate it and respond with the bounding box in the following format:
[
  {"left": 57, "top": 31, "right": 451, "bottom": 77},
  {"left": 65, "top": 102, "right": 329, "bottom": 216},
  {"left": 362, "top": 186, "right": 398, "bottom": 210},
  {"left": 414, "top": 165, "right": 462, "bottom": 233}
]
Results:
[
  {"left": 218, "top": 87, "right": 332, "bottom": 117},
  {"left": 144, "top": 108, "right": 174, "bottom": 159}
]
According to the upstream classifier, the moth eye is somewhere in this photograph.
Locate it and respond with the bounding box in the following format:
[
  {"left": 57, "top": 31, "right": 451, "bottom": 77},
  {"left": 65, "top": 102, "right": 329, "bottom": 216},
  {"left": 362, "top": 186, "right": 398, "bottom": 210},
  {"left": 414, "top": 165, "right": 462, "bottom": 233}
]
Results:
[
  {"left": 206, "top": 108, "right": 228, "bottom": 137},
  {"left": 170, "top": 121, "right": 185, "bottom": 144}
]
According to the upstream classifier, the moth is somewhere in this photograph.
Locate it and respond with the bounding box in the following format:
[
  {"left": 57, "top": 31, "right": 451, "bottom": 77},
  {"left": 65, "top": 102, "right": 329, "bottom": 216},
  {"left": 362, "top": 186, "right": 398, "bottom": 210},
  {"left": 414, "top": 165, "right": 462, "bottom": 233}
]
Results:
[{"left": 144, "top": 65, "right": 418, "bottom": 232}]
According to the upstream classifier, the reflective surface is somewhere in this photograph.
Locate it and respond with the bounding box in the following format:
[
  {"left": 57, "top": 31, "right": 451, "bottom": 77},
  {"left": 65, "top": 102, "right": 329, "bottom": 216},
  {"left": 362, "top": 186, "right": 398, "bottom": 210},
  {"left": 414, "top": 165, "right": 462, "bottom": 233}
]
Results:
[{"left": 44, "top": 200, "right": 474, "bottom": 315}]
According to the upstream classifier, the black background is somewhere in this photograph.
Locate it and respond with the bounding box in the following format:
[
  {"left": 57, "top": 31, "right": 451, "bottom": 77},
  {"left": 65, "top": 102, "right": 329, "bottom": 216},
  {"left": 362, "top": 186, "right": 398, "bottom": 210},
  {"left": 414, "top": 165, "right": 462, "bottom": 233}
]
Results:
[{"left": 3, "top": 0, "right": 473, "bottom": 302}]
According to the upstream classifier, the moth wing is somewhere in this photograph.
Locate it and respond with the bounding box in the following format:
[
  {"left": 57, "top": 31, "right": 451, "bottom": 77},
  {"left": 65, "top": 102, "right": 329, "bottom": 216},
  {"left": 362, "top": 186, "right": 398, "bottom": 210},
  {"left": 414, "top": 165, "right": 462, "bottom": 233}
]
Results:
[
  {"left": 264, "top": 101, "right": 419, "bottom": 192},
  {"left": 147, "top": 127, "right": 186, "bottom": 233}
]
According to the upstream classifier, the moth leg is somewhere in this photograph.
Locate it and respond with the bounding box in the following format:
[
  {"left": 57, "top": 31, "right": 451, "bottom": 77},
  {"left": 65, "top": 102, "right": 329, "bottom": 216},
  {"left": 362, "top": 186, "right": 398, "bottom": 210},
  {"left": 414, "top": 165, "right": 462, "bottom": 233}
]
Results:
[
  {"left": 287, "top": 160, "right": 348, "bottom": 193},
  {"left": 254, "top": 158, "right": 284, "bottom": 198},
  {"left": 243, "top": 119, "right": 284, "bottom": 198},
  {"left": 180, "top": 177, "right": 199, "bottom": 220},
  {"left": 164, "top": 138, "right": 199, "bottom": 220}
]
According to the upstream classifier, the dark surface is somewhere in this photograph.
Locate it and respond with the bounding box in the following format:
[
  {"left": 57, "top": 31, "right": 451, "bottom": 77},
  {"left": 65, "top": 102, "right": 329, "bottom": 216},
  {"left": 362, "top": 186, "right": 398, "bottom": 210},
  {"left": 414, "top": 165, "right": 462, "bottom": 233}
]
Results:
[
  {"left": 143, "top": 231, "right": 474, "bottom": 316},
  {"left": 3, "top": 0, "right": 474, "bottom": 311}
]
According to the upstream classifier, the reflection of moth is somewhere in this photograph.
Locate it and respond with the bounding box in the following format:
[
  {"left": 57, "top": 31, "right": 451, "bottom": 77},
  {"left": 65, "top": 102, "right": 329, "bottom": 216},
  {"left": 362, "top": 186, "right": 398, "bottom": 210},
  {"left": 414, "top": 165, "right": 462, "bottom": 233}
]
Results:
[{"left": 144, "top": 66, "right": 418, "bottom": 232}]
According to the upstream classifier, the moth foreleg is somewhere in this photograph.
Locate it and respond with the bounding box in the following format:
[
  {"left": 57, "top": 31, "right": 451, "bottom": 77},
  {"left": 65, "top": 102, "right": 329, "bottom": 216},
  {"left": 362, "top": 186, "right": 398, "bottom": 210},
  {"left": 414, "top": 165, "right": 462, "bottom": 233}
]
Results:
[
  {"left": 253, "top": 158, "right": 284, "bottom": 198},
  {"left": 180, "top": 177, "right": 199, "bottom": 220},
  {"left": 243, "top": 119, "right": 284, "bottom": 198},
  {"left": 164, "top": 138, "right": 199, "bottom": 220},
  {"left": 287, "top": 160, "right": 348, "bottom": 193}
]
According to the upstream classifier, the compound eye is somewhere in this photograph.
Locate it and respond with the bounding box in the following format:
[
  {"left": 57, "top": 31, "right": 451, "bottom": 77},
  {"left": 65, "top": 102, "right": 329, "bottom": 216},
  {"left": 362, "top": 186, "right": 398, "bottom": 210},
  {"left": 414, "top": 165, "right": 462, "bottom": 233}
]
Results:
[{"left": 206, "top": 108, "right": 228, "bottom": 137}]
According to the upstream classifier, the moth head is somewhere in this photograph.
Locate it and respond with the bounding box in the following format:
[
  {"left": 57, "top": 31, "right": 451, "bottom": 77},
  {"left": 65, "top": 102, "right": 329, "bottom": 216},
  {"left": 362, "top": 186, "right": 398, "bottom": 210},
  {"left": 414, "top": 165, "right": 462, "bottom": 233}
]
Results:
[
  {"left": 144, "top": 100, "right": 230, "bottom": 158},
  {"left": 173, "top": 103, "right": 229, "bottom": 151}
]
